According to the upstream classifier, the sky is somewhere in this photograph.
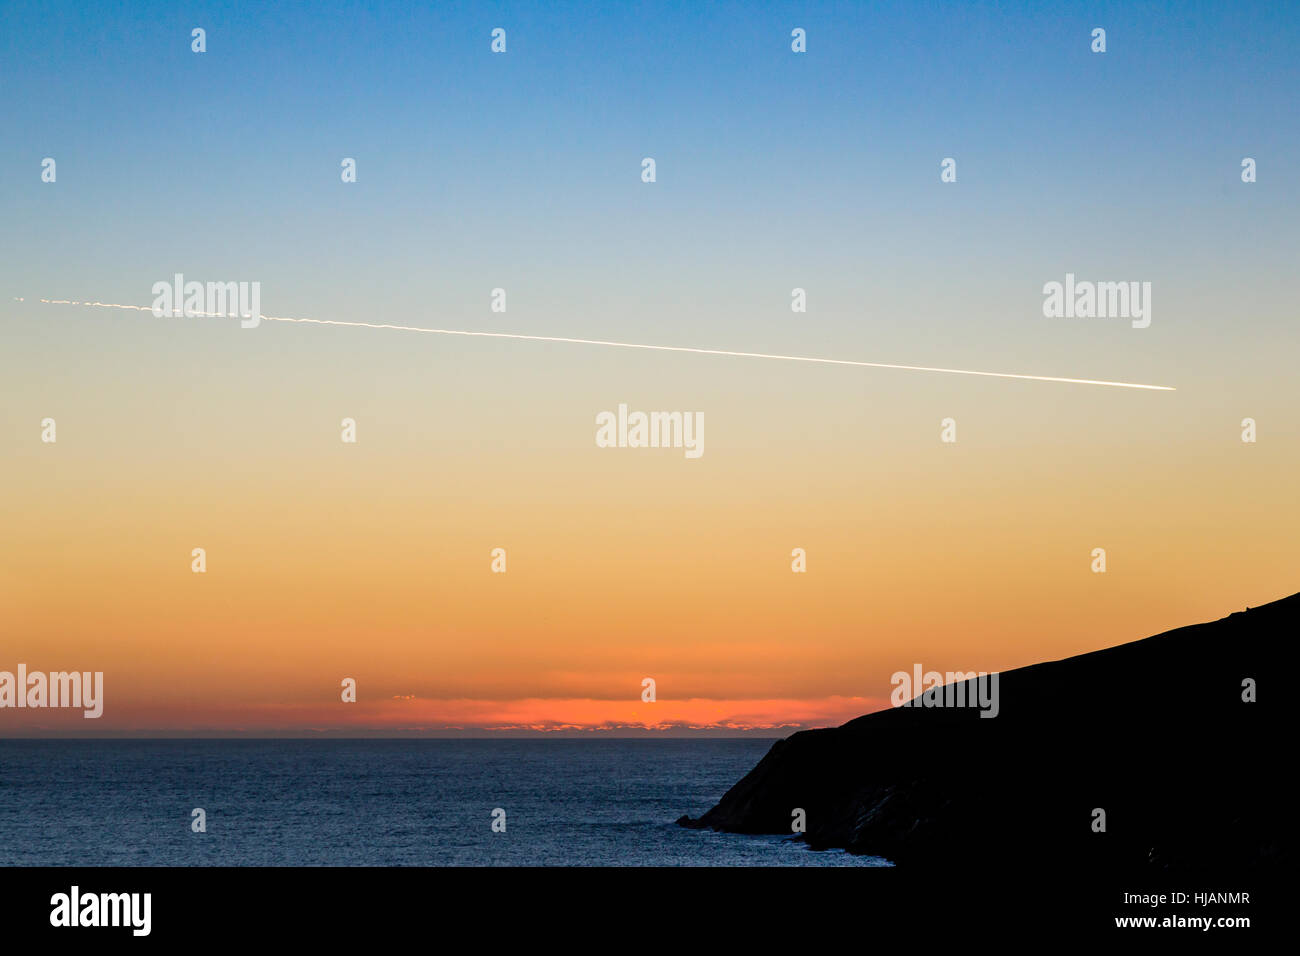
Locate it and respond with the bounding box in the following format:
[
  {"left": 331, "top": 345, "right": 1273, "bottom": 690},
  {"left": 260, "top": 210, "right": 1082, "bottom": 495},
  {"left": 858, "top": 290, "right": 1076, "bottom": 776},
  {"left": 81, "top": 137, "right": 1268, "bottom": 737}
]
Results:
[{"left": 1, "top": 0, "right": 1297, "bottom": 734}]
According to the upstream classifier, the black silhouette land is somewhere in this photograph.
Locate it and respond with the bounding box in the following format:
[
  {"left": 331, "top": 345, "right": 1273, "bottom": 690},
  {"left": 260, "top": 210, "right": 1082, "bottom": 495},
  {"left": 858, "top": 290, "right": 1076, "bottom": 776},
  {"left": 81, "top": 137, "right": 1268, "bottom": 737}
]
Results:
[{"left": 680, "top": 592, "right": 1291, "bottom": 872}]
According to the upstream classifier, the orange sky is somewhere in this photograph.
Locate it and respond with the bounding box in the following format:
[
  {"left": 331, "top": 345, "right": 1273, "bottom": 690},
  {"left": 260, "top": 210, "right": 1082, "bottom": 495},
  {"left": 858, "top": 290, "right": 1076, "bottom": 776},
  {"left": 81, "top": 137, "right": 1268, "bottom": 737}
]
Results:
[
  {"left": 3, "top": 313, "right": 1296, "bottom": 734},
  {"left": 3, "top": 0, "right": 1298, "bottom": 737}
]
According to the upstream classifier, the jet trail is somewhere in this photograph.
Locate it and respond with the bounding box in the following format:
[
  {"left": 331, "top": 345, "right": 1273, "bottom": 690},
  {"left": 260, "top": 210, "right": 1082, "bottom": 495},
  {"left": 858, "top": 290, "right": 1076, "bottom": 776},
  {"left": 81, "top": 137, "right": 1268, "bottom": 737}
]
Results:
[{"left": 24, "top": 298, "right": 1175, "bottom": 391}]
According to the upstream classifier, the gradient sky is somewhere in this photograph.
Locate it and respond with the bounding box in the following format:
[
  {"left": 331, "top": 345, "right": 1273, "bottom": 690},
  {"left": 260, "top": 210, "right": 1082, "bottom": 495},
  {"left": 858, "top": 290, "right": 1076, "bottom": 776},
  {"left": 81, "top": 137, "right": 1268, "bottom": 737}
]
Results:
[{"left": 2, "top": 0, "right": 1297, "bottom": 734}]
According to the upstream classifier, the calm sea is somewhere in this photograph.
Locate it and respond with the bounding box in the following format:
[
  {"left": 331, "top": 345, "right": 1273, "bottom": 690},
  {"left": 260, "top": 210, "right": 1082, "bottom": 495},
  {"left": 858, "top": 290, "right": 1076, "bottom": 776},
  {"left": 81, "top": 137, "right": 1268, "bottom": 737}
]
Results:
[{"left": 0, "top": 739, "right": 888, "bottom": 866}]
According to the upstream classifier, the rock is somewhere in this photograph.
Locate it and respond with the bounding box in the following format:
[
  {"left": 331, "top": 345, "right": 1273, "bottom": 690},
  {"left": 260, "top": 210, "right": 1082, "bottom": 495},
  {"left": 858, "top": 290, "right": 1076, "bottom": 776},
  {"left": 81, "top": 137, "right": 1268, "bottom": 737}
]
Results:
[{"left": 679, "top": 592, "right": 1294, "bottom": 872}]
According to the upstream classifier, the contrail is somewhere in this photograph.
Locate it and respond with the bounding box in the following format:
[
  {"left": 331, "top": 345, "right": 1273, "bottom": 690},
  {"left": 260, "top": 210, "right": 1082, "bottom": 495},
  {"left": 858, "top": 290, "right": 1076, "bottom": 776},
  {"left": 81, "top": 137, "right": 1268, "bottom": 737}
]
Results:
[{"left": 23, "top": 298, "right": 1175, "bottom": 391}]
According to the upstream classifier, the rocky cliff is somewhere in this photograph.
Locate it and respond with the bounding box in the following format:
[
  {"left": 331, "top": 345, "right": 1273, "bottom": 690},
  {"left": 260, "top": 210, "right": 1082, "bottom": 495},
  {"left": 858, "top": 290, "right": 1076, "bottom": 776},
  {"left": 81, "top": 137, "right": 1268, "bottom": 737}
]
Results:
[{"left": 679, "top": 593, "right": 1292, "bottom": 871}]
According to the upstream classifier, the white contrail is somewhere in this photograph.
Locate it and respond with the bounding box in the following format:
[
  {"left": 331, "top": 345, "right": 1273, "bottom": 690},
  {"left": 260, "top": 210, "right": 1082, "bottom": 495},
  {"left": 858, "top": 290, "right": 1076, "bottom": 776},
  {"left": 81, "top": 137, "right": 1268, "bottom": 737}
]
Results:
[{"left": 24, "top": 298, "right": 1175, "bottom": 390}]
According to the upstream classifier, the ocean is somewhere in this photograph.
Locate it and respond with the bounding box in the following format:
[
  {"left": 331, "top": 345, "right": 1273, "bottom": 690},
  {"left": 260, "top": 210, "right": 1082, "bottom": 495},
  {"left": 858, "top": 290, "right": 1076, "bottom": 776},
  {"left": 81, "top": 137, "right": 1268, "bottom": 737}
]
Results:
[{"left": 0, "top": 739, "right": 889, "bottom": 866}]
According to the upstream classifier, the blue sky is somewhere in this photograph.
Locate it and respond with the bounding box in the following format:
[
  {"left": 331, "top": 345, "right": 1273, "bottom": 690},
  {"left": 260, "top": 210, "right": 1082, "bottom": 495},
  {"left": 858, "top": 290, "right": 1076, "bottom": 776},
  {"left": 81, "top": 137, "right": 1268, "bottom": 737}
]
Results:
[
  {"left": 5, "top": 0, "right": 1296, "bottom": 324},
  {"left": 2, "top": 0, "right": 1298, "bottom": 734},
  {"left": 5, "top": 0, "right": 1298, "bottom": 458}
]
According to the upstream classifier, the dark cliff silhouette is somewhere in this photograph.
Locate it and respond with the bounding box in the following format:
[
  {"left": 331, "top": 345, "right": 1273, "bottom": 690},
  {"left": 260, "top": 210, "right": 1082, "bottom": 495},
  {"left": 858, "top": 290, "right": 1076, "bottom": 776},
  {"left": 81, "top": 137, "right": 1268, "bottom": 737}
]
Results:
[{"left": 679, "top": 592, "right": 1292, "bottom": 872}]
